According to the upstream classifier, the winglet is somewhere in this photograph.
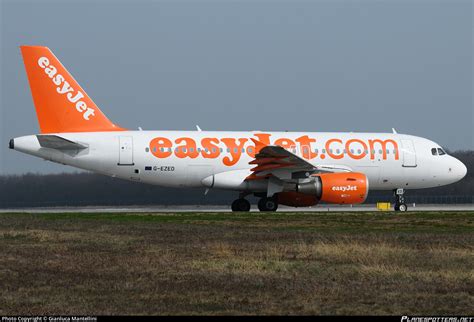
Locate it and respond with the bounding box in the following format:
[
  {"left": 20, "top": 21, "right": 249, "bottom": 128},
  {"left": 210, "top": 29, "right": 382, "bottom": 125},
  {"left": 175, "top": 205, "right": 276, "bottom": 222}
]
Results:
[{"left": 250, "top": 138, "right": 267, "bottom": 153}]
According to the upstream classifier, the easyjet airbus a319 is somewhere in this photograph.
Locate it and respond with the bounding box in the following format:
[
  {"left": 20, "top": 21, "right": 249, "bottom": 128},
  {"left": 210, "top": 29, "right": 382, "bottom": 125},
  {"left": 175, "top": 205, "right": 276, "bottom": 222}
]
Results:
[{"left": 10, "top": 46, "right": 467, "bottom": 211}]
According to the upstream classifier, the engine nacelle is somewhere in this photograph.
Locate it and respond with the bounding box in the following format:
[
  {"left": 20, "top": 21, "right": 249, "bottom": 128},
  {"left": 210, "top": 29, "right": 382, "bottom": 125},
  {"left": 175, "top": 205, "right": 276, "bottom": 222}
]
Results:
[
  {"left": 316, "top": 172, "right": 368, "bottom": 204},
  {"left": 277, "top": 191, "right": 319, "bottom": 207},
  {"left": 281, "top": 172, "right": 368, "bottom": 206}
]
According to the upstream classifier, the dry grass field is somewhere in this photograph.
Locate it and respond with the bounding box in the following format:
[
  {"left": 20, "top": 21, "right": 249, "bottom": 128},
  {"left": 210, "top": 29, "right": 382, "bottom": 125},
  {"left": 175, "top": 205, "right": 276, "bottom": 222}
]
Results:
[{"left": 0, "top": 211, "right": 473, "bottom": 315}]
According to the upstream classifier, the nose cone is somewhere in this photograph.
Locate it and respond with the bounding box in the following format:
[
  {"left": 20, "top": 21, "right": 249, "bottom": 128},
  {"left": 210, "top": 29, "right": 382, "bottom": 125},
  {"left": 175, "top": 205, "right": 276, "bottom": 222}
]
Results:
[
  {"left": 457, "top": 159, "right": 467, "bottom": 180},
  {"left": 448, "top": 157, "right": 467, "bottom": 183}
]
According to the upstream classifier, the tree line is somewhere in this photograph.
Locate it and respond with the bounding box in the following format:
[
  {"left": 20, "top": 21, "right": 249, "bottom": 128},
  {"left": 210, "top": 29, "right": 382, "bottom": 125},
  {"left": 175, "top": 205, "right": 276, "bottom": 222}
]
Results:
[{"left": 1, "top": 151, "right": 472, "bottom": 208}]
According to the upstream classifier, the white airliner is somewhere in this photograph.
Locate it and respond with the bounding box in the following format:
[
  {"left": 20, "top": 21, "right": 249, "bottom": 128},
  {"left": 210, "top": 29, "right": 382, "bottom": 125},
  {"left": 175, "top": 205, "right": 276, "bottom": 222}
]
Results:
[{"left": 10, "top": 46, "right": 467, "bottom": 211}]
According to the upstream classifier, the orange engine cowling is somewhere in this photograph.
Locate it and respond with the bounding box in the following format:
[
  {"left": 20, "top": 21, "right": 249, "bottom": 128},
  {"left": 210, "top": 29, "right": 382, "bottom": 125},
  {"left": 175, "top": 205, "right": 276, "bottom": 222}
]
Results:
[
  {"left": 276, "top": 191, "right": 318, "bottom": 207},
  {"left": 278, "top": 172, "right": 369, "bottom": 207},
  {"left": 316, "top": 172, "right": 368, "bottom": 204}
]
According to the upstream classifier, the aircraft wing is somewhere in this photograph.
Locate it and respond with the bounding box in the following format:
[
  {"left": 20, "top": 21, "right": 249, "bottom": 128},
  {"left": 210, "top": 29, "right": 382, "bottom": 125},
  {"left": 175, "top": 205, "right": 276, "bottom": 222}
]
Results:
[{"left": 246, "top": 138, "right": 352, "bottom": 181}]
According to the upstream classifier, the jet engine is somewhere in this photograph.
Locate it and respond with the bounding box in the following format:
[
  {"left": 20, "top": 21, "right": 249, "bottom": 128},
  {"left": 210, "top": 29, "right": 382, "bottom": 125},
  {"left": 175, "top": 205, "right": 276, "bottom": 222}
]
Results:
[{"left": 277, "top": 172, "right": 369, "bottom": 207}]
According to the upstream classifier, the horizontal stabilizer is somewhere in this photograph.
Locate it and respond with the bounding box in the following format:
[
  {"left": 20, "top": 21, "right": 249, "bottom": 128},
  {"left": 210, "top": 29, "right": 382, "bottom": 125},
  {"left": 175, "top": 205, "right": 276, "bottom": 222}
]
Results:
[{"left": 37, "top": 135, "right": 87, "bottom": 150}]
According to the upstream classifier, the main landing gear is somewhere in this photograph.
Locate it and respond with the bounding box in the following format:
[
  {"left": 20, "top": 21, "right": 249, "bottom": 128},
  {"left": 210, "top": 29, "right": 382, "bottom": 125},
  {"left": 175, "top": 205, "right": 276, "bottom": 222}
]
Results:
[
  {"left": 258, "top": 197, "right": 278, "bottom": 212},
  {"left": 231, "top": 195, "right": 279, "bottom": 212},
  {"left": 394, "top": 188, "right": 408, "bottom": 212},
  {"left": 231, "top": 198, "right": 251, "bottom": 212}
]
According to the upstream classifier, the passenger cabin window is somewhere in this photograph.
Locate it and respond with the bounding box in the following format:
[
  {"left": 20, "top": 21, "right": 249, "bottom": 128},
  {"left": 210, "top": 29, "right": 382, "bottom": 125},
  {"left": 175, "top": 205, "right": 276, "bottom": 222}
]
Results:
[{"left": 438, "top": 148, "right": 446, "bottom": 155}]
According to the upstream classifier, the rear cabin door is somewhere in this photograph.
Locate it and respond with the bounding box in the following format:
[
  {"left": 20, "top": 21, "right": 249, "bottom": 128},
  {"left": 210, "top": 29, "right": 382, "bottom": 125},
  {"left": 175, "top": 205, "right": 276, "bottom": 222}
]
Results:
[
  {"left": 118, "top": 136, "right": 134, "bottom": 165},
  {"left": 401, "top": 139, "right": 417, "bottom": 167}
]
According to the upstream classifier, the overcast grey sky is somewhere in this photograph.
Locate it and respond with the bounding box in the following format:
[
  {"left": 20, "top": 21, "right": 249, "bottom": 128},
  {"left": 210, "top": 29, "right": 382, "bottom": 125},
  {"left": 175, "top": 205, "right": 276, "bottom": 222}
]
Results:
[{"left": 1, "top": 0, "right": 472, "bottom": 174}]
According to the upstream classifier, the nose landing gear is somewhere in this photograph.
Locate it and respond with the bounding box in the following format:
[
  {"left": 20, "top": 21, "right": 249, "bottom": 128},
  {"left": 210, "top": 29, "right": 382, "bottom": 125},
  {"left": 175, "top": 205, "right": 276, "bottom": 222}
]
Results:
[{"left": 394, "top": 188, "right": 408, "bottom": 211}]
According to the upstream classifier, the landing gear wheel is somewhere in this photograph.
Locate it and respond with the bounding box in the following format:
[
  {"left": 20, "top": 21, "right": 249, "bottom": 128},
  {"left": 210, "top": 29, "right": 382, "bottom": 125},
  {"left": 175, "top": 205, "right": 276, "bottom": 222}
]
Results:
[
  {"left": 258, "top": 197, "right": 278, "bottom": 212},
  {"left": 398, "top": 203, "right": 407, "bottom": 212},
  {"left": 231, "top": 198, "right": 251, "bottom": 212},
  {"left": 393, "top": 188, "right": 407, "bottom": 212}
]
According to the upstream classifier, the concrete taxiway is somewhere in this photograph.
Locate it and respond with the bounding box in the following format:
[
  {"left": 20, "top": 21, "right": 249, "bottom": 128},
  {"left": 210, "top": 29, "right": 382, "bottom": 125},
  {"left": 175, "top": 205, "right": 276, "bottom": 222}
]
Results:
[{"left": 0, "top": 204, "right": 472, "bottom": 213}]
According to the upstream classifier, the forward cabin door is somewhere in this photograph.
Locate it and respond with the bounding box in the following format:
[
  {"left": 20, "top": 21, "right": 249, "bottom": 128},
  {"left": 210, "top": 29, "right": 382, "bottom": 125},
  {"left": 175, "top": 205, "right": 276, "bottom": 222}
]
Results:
[
  {"left": 118, "top": 136, "right": 134, "bottom": 166},
  {"left": 401, "top": 139, "right": 417, "bottom": 167}
]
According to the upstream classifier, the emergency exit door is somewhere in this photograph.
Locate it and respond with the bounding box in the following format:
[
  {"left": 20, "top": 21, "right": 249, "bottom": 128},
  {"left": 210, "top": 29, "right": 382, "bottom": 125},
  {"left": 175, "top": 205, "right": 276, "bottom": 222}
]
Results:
[
  {"left": 401, "top": 139, "right": 417, "bottom": 167},
  {"left": 118, "top": 136, "right": 134, "bottom": 165}
]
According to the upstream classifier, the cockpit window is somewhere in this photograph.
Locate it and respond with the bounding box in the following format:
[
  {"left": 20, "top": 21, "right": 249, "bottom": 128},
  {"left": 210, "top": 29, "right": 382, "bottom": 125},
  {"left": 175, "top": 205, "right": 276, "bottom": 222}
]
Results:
[
  {"left": 437, "top": 148, "right": 446, "bottom": 155},
  {"left": 431, "top": 148, "right": 438, "bottom": 156}
]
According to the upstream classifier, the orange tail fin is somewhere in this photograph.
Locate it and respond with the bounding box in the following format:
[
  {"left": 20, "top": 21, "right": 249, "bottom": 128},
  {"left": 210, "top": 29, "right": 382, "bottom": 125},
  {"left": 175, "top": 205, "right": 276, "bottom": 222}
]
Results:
[{"left": 20, "top": 46, "right": 125, "bottom": 133}]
